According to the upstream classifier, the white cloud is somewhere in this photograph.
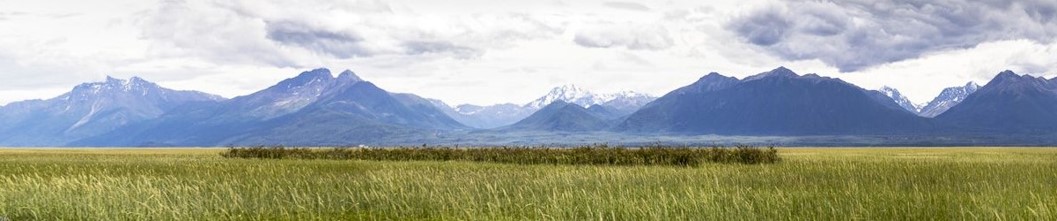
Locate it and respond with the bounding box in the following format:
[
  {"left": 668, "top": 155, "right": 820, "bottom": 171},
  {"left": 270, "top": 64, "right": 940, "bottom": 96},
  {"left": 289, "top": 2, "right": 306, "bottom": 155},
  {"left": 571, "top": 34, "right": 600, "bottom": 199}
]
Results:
[
  {"left": 574, "top": 23, "right": 674, "bottom": 50},
  {"left": 0, "top": 0, "right": 1054, "bottom": 109},
  {"left": 603, "top": 2, "right": 651, "bottom": 11}
]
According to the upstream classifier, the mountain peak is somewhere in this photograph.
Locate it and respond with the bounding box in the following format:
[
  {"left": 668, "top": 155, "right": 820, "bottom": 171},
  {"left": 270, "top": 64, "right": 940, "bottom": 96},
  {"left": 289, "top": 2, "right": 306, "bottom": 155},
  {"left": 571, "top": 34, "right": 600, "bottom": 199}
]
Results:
[
  {"left": 523, "top": 84, "right": 656, "bottom": 110},
  {"left": 524, "top": 84, "right": 595, "bottom": 109},
  {"left": 878, "top": 86, "right": 900, "bottom": 98},
  {"left": 876, "top": 86, "right": 921, "bottom": 113},
  {"left": 337, "top": 69, "right": 363, "bottom": 82},
  {"left": 919, "top": 81, "right": 982, "bottom": 118},
  {"left": 681, "top": 72, "right": 739, "bottom": 94},
  {"left": 271, "top": 68, "right": 336, "bottom": 91},
  {"left": 746, "top": 66, "right": 799, "bottom": 80},
  {"left": 769, "top": 66, "right": 797, "bottom": 76},
  {"left": 297, "top": 68, "right": 334, "bottom": 80},
  {"left": 702, "top": 72, "right": 725, "bottom": 79},
  {"left": 993, "top": 70, "right": 1021, "bottom": 81},
  {"left": 73, "top": 76, "right": 160, "bottom": 95},
  {"left": 988, "top": 70, "right": 1049, "bottom": 87},
  {"left": 506, "top": 99, "right": 608, "bottom": 132},
  {"left": 105, "top": 75, "right": 121, "bottom": 83},
  {"left": 129, "top": 76, "right": 147, "bottom": 83}
]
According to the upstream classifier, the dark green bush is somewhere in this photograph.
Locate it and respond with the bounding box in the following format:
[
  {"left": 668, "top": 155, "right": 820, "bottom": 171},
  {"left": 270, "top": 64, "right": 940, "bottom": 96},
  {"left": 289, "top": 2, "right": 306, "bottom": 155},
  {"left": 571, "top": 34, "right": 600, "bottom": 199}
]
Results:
[{"left": 221, "top": 145, "right": 780, "bottom": 166}]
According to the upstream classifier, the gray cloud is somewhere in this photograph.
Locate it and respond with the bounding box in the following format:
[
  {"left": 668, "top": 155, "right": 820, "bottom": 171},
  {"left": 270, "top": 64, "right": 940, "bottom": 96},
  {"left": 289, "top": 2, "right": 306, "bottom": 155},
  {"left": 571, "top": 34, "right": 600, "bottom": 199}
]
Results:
[
  {"left": 136, "top": 1, "right": 563, "bottom": 67},
  {"left": 603, "top": 2, "right": 651, "bottom": 11},
  {"left": 265, "top": 21, "right": 373, "bottom": 59},
  {"left": 574, "top": 24, "right": 674, "bottom": 50},
  {"left": 402, "top": 41, "right": 481, "bottom": 59},
  {"left": 139, "top": 0, "right": 301, "bottom": 67},
  {"left": 728, "top": 0, "right": 1057, "bottom": 72}
]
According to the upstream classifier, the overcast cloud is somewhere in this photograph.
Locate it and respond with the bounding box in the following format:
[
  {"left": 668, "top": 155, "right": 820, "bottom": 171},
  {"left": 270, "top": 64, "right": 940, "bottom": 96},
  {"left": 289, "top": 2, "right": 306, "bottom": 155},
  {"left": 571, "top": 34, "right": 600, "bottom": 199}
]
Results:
[
  {"left": 0, "top": 0, "right": 1055, "bottom": 106},
  {"left": 729, "top": 0, "right": 1057, "bottom": 72}
]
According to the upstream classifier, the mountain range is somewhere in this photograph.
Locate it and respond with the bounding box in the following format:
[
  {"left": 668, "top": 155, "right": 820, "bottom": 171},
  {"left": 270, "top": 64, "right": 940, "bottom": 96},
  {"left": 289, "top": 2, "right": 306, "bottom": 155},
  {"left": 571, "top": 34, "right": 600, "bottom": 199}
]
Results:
[
  {"left": 618, "top": 67, "right": 928, "bottom": 135},
  {"left": 934, "top": 71, "right": 1057, "bottom": 133},
  {"left": 72, "top": 68, "right": 463, "bottom": 146},
  {"left": 0, "top": 77, "right": 222, "bottom": 146},
  {"left": 1, "top": 66, "right": 1055, "bottom": 146},
  {"left": 428, "top": 84, "right": 655, "bottom": 129}
]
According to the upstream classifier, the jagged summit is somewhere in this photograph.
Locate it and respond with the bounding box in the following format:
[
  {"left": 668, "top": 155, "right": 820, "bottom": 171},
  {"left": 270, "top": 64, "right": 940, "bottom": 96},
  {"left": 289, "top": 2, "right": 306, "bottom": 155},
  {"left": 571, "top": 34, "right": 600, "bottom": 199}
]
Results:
[
  {"left": 701, "top": 72, "right": 726, "bottom": 79},
  {"left": 875, "top": 86, "right": 922, "bottom": 113},
  {"left": 683, "top": 72, "right": 738, "bottom": 94},
  {"left": 994, "top": 70, "right": 1018, "bottom": 79},
  {"left": 293, "top": 68, "right": 333, "bottom": 79},
  {"left": 620, "top": 66, "right": 926, "bottom": 135},
  {"left": 524, "top": 84, "right": 595, "bottom": 109},
  {"left": 982, "top": 70, "right": 1055, "bottom": 94},
  {"left": 71, "top": 76, "right": 165, "bottom": 97},
  {"left": 989, "top": 70, "right": 1049, "bottom": 84},
  {"left": 337, "top": 69, "right": 362, "bottom": 82},
  {"left": 264, "top": 68, "right": 372, "bottom": 95},
  {"left": 744, "top": 66, "right": 799, "bottom": 81},
  {"left": 770, "top": 66, "right": 796, "bottom": 75},
  {"left": 919, "top": 82, "right": 979, "bottom": 118},
  {"left": 0, "top": 75, "right": 224, "bottom": 146},
  {"left": 523, "top": 84, "right": 653, "bottom": 109},
  {"left": 935, "top": 70, "right": 1057, "bottom": 132}
]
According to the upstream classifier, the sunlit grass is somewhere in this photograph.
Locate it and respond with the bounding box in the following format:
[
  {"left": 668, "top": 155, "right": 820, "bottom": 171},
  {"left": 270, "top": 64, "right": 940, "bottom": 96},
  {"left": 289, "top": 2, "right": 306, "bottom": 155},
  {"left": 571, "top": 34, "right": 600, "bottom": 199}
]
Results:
[{"left": 0, "top": 147, "right": 1055, "bottom": 220}]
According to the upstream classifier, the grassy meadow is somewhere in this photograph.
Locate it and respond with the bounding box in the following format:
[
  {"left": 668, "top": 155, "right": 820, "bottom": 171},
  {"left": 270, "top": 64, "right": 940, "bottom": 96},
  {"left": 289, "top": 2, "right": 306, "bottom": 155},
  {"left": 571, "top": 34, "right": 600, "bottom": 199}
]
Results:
[{"left": 0, "top": 147, "right": 1055, "bottom": 220}]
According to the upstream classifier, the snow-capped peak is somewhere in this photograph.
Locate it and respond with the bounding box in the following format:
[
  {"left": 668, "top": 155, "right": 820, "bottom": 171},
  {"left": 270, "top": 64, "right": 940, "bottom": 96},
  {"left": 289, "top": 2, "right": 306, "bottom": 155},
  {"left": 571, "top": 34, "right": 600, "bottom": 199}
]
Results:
[
  {"left": 919, "top": 82, "right": 980, "bottom": 117},
  {"left": 524, "top": 84, "right": 655, "bottom": 109},
  {"left": 73, "top": 76, "right": 157, "bottom": 96},
  {"left": 525, "top": 84, "right": 604, "bottom": 109},
  {"left": 877, "top": 86, "right": 923, "bottom": 113},
  {"left": 963, "top": 81, "right": 980, "bottom": 91}
]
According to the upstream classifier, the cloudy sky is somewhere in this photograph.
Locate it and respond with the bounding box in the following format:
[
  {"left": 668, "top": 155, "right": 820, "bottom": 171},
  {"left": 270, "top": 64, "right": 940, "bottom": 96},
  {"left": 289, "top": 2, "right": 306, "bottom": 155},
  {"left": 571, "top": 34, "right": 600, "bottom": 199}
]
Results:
[{"left": 1, "top": 0, "right": 1055, "bottom": 106}]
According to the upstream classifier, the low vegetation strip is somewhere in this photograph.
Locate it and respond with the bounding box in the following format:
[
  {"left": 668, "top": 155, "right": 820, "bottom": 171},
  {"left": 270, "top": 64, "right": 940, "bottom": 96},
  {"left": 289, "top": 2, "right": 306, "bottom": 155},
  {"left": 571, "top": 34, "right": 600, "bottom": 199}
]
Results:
[{"left": 221, "top": 145, "right": 780, "bottom": 166}]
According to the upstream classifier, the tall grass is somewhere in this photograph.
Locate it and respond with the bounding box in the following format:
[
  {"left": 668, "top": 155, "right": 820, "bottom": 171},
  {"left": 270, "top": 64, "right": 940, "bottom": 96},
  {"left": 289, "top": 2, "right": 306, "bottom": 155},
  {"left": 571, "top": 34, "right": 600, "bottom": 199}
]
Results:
[
  {"left": 220, "top": 145, "right": 781, "bottom": 166},
  {"left": 1, "top": 148, "right": 1055, "bottom": 220}
]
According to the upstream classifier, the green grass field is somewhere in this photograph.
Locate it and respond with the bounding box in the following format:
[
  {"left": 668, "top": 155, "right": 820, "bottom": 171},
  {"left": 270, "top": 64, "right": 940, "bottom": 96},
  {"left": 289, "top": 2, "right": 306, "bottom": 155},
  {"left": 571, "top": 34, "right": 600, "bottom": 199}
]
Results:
[{"left": 1, "top": 148, "right": 1055, "bottom": 220}]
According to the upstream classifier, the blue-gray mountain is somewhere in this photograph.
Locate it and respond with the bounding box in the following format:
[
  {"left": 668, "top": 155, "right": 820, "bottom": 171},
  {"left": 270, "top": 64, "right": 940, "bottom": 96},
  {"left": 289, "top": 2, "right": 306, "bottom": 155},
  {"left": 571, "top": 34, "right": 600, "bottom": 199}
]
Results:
[
  {"left": 500, "top": 101, "right": 611, "bottom": 132},
  {"left": 429, "top": 84, "right": 656, "bottom": 129},
  {"left": 934, "top": 71, "right": 1057, "bottom": 133},
  {"left": 73, "top": 68, "right": 465, "bottom": 146},
  {"left": 0, "top": 77, "right": 224, "bottom": 146},
  {"left": 616, "top": 67, "right": 930, "bottom": 135}
]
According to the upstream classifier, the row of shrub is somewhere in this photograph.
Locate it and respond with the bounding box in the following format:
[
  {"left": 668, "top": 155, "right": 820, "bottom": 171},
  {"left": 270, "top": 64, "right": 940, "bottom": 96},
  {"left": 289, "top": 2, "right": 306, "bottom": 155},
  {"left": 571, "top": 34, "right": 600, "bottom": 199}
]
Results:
[{"left": 221, "top": 145, "right": 780, "bottom": 166}]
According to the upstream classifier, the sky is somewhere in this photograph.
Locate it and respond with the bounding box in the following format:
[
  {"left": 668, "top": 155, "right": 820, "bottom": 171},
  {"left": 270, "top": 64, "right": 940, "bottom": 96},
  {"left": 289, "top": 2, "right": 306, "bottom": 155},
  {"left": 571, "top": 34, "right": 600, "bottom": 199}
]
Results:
[{"left": 1, "top": 0, "right": 1055, "bottom": 106}]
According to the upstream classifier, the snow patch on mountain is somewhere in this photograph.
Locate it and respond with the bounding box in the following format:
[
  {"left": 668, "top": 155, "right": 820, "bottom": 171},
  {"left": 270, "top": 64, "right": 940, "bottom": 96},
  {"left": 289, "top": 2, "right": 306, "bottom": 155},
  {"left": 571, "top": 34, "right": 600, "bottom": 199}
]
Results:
[
  {"left": 920, "top": 82, "right": 980, "bottom": 118},
  {"left": 524, "top": 84, "right": 656, "bottom": 109},
  {"left": 877, "top": 86, "right": 923, "bottom": 113}
]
